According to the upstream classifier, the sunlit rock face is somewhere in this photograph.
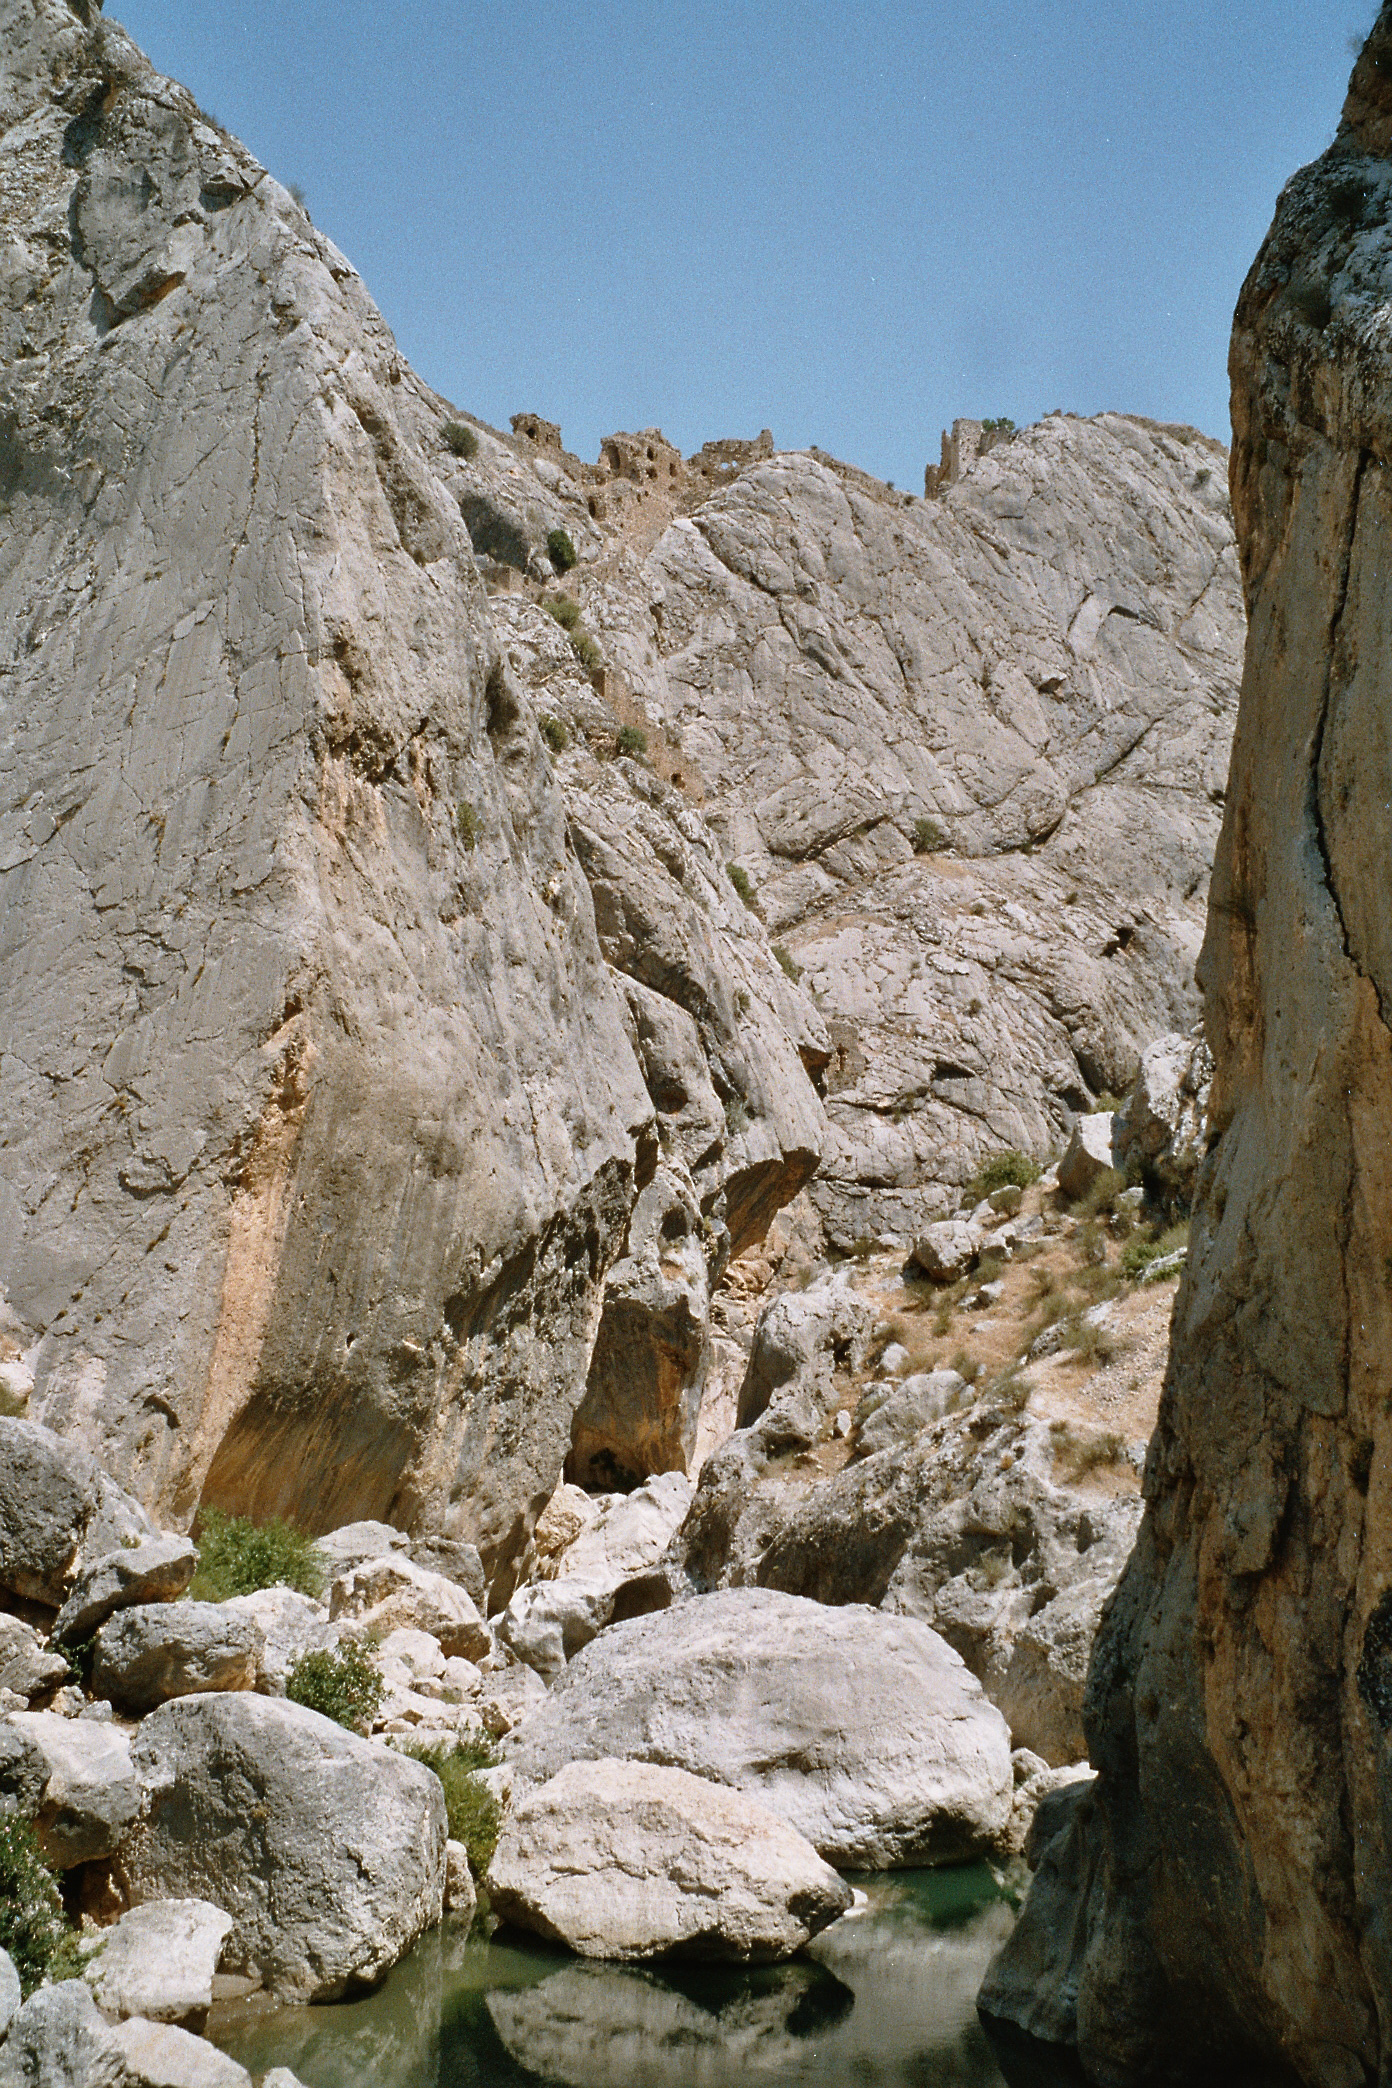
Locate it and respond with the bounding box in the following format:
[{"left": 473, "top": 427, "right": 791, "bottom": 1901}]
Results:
[
  {"left": 982, "top": 13, "right": 1392, "bottom": 2082},
  {"left": 0, "top": 1, "right": 825, "bottom": 1593}
]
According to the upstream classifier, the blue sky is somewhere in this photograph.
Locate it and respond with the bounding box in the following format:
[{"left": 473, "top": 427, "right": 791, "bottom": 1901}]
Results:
[{"left": 112, "top": 1, "right": 1371, "bottom": 487}]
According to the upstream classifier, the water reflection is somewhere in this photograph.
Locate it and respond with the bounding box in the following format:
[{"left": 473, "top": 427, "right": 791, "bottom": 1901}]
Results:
[{"left": 210, "top": 1867, "right": 1018, "bottom": 2088}]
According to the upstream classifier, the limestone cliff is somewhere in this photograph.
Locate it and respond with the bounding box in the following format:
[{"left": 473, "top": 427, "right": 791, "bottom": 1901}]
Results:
[
  {"left": 0, "top": 0, "right": 824, "bottom": 1591},
  {"left": 982, "top": 14, "right": 1392, "bottom": 2082}
]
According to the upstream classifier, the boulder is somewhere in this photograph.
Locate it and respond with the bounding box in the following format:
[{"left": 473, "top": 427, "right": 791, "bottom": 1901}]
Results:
[
  {"left": 496, "top": 1474, "right": 693, "bottom": 1682},
  {"left": 909, "top": 1220, "right": 982, "bottom": 1283},
  {"left": 506, "top": 1588, "right": 1013, "bottom": 1866},
  {"left": 1055, "top": 1112, "right": 1116, "bottom": 1200},
  {"left": 488, "top": 1757, "right": 852, "bottom": 1961},
  {"left": 531, "top": 1484, "right": 601, "bottom": 1574},
  {"left": 406, "top": 1540, "right": 487, "bottom": 1611},
  {"left": 118, "top": 1695, "right": 446, "bottom": 2001},
  {"left": 217, "top": 1588, "right": 334, "bottom": 1695},
  {"left": 1113, "top": 1030, "right": 1212, "bottom": 1217},
  {"left": 851, "top": 1372, "right": 967, "bottom": 1461},
  {"left": 51, "top": 1536, "right": 199, "bottom": 1646},
  {"left": 0, "top": 1981, "right": 120, "bottom": 2088},
  {"left": 0, "top": 1618, "right": 69, "bottom": 1704},
  {"left": 84, "top": 1899, "right": 234, "bottom": 2031},
  {"left": 312, "top": 1522, "right": 409, "bottom": 1578},
  {"left": 734, "top": 1278, "right": 875, "bottom": 1430},
  {"left": 0, "top": 1420, "right": 153, "bottom": 1609},
  {"left": 106, "top": 2017, "right": 251, "bottom": 2088},
  {"left": 0, "top": 1710, "right": 140, "bottom": 1865},
  {"left": 0, "top": 1949, "right": 17, "bottom": 2040},
  {"left": 444, "top": 1840, "right": 477, "bottom": 1925},
  {"left": 327, "top": 1557, "right": 490, "bottom": 1663},
  {"left": 566, "top": 1166, "right": 711, "bottom": 1490},
  {"left": 93, "top": 1605, "right": 260, "bottom": 1714}
]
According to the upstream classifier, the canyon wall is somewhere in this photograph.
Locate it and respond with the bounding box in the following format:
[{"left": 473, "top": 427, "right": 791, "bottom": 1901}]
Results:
[{"left": 982, "top": 14, "right": 1392, "bottom": 2083}]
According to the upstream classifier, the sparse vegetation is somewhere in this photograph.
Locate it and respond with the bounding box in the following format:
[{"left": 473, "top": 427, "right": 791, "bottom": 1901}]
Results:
[
  {"left": 1121, "top": 1221, "right": 1190, "bottom": 1281},
  {"left": 286, "top": 1641, "right": 384, "bottom": 1734},
  {"left": 443, "top": 422, "right": 479, "bottom": 460},
  {"left": 1058, "top": 1313, "right": 1127, "bottom": 1368},
  {"left": 981, "top": 417, "right": 1016, "bottom": 436},
  {"left": 540, "top": 714, "right": 569, "bottom": 754},
  {"left": 616, "top": 724, "right": 648, "bottom": 759},
  {"left": 547, "top": 527, "right": 578, "bottom": 572},
  {"left": 402, "top": 1739, "right": 502, "bottom": 1877},
  {"left": 773, "top": 944, "right": 802, "bottom": 982},
  {"left": 964, "top": 1150, "right": 1041, "bottom": 1206},
  {"left": 543, "top": 594, "right": 581, "bottom": 631},
  {"left": 987, "top": 1363, "right": 1031, "bottom": 1413},
  {"left": 455, "top": 801, "right": 479, "bottom": 851},
  {"left": 913, "top": 816, "right": 948, "bottom": 855},
  {"left": 724, "top": 1093, "right": 750, "bottom": 1136},
  {"left": 0, "top": 1817, "right": 80, "bottom": 1997},
  {"left": 572, "top": 629, "right": 602, "bottom": 674},
  {"left": 1049, "top": 1420, "right": 1128, "bottom": 1480},
  {"left": 1078, "top": 1166, "right": 1126, "bottom": 1218},
  {"left": 949, "top": 1349, "right": 982, "bottom": 1386},
  {"left": 189, "top": 1509, "right": 324, "bottom": 1603},
  {"left": 726, "top": 863, "right": 759, "bottom": 912}
]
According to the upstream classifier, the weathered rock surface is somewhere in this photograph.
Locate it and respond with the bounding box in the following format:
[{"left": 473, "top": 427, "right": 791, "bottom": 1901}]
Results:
[
  {"left": 982, "top": 22, "right": 1392, "bottom": 2081},
  {"left": 674, "top": 1405, "right": 1141, "bottom": 1767},
  {"left": 1055, "top": 1110, "right": 1116, "bottom": 1200},
  {"left": 107, "top": 2017, "right": 251, "bottom": 2088},
  {"left": 487, "top": 1756, "right": 852, "bottom": 1960},
  {"left": 0, "top": 0, "right": 824, "bottom": 1598},
  {"left": 84, "top": 1899, "right": 234, "bottom": 2031},
  {"left": 52, "top": 1535, "right": 198, "bottom": 1645},
  {"left": 92, "top": 1604, "right": 260, "bottom": 1713},
  {"left": 0, "top": 1616, "right": 69, "bottom": 1703},
  {"left": 0, "top": 1708, "right": 140, "bottom": 1864},
  {"left": 0, "top": 1420, "right": 153, "bottom": 1609},
  {"left": 443, "top": 1840, "right": 477, "bottom": 1924},
  {"left": 506, "top": 1587, "right": 1013, "bottom": 1865},
  {"left": 0, "top": 1950, "right": 18, "bottom": 2041},
  {"left": 326, "top": 1555, "right": 489, "bottom": 1661},
  {"left": 0, "top": 1980, "right": 119, "bottom": 2088},
  {"left": 495, "top": 1473, "right": 690, "bottom": 1683},
  {"left": 733, "top": 1276, "right": 874, "bottom": 1430},
  {"left": 118, "top": 1694, "right": 446, "bottom": 2001},
  {"left": 216, "top": 1587, "right": 333, "bottom": 1695},
  {"left": 1113, "top": 1028, "right": 1212, "bottom": 1217}
]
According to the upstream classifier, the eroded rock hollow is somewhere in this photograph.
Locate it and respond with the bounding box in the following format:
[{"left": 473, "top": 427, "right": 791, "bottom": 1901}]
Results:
[{"left": 982, "top": 14, "right": 1392, "bottom": 2082}]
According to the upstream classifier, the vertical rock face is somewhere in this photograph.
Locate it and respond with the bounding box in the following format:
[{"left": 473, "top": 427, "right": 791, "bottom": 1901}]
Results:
[
  {"left": 0, "top": 2, "right": 824, "bottom": 1591},
  {"left": 982, "top": 16, "right": 1392, "bottom": 2083}
]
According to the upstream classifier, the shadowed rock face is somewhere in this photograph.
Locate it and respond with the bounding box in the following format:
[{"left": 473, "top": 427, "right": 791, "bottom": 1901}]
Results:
[
  {"left": 0, "top": 2, "right": 824, "bottom": 1592},
  {"left": 980, "top": 15, "right": 1392, "bottom": 2083}
]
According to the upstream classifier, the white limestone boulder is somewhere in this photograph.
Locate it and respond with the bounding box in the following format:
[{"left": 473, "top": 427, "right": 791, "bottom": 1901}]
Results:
[
  {"left": 1056, "top": 1112, "right": 1117, "bottom": 1200},
  {"left": 0, "top": 1419, "right": 154, "bottom": 1609},
  {"left": 84, "top": 1899, "right": 234, "bottom": 2031},
  {"left": 106, "top": 2016, "right": 251, "bottom": 2088},
  {"left": 487, "top": 1757, "right": 851, "bottom": 1960},
  {"left": 217, "top": 1587, "right": 335, "bottom": 1695},
  {"left": 328, "top": 1556, "right": 490, "bottom": 1663},
  {"left": 52, "top": 1535, "right": 199, "bottom": 1645},
  {"left": 505, "top": 1588, "right": 1013, "bottom": 1865},
  {"left": 909, "top": 1220, "right": 983, "bottom": 1283},
  {"left": 118, "top": 1695, "right": 446, "bottom": 2001},
  {"left": 93, "top": 1605, "right": 261, "bottom": 1713},
  {"left": 0, "top": 1709, "right": 140, "bottom": 1865}
]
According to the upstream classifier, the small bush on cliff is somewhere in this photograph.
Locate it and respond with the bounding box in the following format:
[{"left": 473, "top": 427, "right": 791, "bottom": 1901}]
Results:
[
  {"left": 403, "top": 1739, "right": 501, "bottom": 1877},
  {"left": 540, "top": 714, "right": 569, "bottom": 754},
  {"left": 287, "top": 1642, "right": 384, "bottom": 1734},
  {"left": 455, "top": 801, "right": 479, "bottom": 851},
  {"left": 963, "top": 1150, "right": 1040, "bottom": 1205},
  {"left": 547, "top": 527, "right": 577, "bottom": 572},
  {"left": 616, "top": 724, "right": 648, "bottom": 759},
  {"left": 543, "top": 594, "right": 581, "bottom": 631},
  {"left": 726, "top": 862, "right": 758, "bottom": 912},
  {"left": 1121, "top": 1221, "right": 1189, "bottom": 1281},
  {"left": 190, "top": 1511, "right": 324, "bottom": 1603},
  {"left": 572, "top": 629, "right": 603, "bottom": 674},
  {"left": 773, "top": 944, "right": 801, "bottom": 982},
  {"left": 443, "top": 422, "right": 479, "bottom": 460},
  {"left": 0, "top": 1817, "right": 79, "bottom": 1996},
  {"left": 913, "top": 817, "right": 947, "bottom": 855}
]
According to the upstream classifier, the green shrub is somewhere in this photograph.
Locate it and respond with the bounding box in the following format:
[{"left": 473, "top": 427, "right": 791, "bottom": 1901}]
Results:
[
  {"left": 616, "top": 725, "right": 648, "bottom": 758},
  {"left": 726, "top": 863, "right": 758, "bottom": 911},
  {"left": 1121, "top": 1221, "right": 1189, "bottom": 1281},
  {"left": 1057, "top": 1314, "right": 1127, "bottom": 1368},
  {"left": 572, "top": 630, "right": 602, "bottom": 674},
  {"left": 982, "top": 416, "right": 1016, "bottom": 435},
  {"left": 455, "top": 801, "right": 479, "bottom": 851},
  {"left": 913, "top": 816, "right": 947, "bottom": 855},
  {"left": 443, "top": 422, "right": 479, "bottom": 460},
  {"left": 1078, "top": 1166, "right": 1126, "bottom": 1217},
  {"left": 402, "top": 1740, "right": 502, "bottom": 1878},
  {"left": 773, "top": 944, "right": 801, "bottom": 983},
  {"left": 547, "top": 528, "right": 577, "bottom": 572},
  {"left": 543, "top": 594, "right": 581, "bottom": 631},
  {"left": 963, "top": 1150, "right": 1041, "bottom": 1206},
  {"left": 286, "top": 1641, "right": 384, "bottom": 1734},
  {"left": 0, "top": 1817, "right": 78, "bottom": 1997},
  {"left": 189, "top": 1510, "right": 324, "bottom": 1604},
  {"left": 540, "top": 714, "right": 569, "bottom": 754}
]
